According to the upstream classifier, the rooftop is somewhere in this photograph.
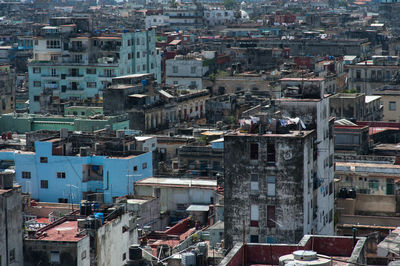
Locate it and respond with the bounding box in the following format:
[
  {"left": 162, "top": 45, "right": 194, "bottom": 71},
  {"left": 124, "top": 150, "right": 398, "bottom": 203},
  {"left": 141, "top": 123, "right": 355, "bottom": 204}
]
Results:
[
  {"left": 135, "top": 177, "right": 217, "bottom": 189},
  {"left": 34, "top": 219, "right": 86, "bottom": 242}
]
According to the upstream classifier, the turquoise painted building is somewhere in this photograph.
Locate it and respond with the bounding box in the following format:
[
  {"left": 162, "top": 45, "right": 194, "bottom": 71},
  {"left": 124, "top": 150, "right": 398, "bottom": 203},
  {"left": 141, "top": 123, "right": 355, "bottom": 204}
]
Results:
[
  {"left": 28, "top": 26, "right": 161, "bottom": 114},
  {"left": 0, "top": 141, "right": 152, "bottom": 203}
]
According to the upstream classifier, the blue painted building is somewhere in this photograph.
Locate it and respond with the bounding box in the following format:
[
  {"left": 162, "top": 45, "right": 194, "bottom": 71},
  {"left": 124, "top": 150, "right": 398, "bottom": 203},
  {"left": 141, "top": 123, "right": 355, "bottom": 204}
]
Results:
[{"left": 0, "top": 141, "right": 153, "bottom": 203}]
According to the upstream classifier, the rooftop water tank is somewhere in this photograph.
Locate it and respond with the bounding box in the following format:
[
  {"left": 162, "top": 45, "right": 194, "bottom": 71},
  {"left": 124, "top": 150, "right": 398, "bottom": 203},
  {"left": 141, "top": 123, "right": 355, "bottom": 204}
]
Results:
[{"left": 279, "top": 250, "right": 331, "bottom": 266}]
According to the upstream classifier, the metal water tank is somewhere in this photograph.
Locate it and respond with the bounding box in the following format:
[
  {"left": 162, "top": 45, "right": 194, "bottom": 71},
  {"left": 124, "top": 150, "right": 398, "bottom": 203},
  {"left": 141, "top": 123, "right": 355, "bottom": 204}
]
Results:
[
  {"left": 129, "top": 244, "right": 142, "bottom": 260},
  {"left": 182, "top": 252, "right": 196, "bottom": 266},
  {"left": 279, "top": 250, "right": 331, "bottom": 266},
  {"left": 0, "top": 172, "right": 13, "bottom": 189}
]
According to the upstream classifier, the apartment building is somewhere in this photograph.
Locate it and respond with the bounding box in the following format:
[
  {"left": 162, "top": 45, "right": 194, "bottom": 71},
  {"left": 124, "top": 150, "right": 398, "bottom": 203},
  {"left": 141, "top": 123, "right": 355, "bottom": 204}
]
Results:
[
  {"left": 28, "top": 17, "right": 161, "bottom": 114},
  {"left": 0, "top": 64, "right": 16, "bottom": 114},
  {"left": 347, "top": 56, "right": 400, "bottom": 95},
  {"left": 0, "top": 130, "right": 153, "bottom": 203}
]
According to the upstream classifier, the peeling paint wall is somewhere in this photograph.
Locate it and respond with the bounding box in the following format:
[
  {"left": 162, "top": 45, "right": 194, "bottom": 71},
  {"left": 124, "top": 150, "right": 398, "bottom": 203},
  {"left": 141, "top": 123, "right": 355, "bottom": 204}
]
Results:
[{"left": 224, "top": 133, "right": 315, "bottom": 249}]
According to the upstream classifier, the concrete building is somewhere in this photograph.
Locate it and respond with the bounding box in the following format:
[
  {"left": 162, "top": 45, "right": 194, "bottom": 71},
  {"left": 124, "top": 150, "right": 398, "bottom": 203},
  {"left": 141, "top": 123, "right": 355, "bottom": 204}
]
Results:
[
  {"left": 134, "top": 177, "right": 217, "bottom": 222},
  {"left": 347, "top": 56, "right": 400, "bottom": 95},
  {"left": 24, "top": 202, "right": 138, "bottom": 266},
  {"left": 330, "top": 93, "right": 383, "bottom": 121},
  {"left": 372, "top": 86, "right": 400, "bottom": 122},
  {"left": 0, "top": 64, "right": 16, "bottom": 115},
  {"left": 0, "top": 112, "right": 129, "bottom": 134},
  {"left": 163, "top": 4, "right": 204, "bottom": 30},
  {"left": 0, "top": 130, "right": 153, "bottom": 203},
  {"left": 224, "top": 128, "right": 323, "bottom": 248},
  {"left": 0, "top": 172, "right": 23, "bottom": 266},
  {"left": 165, "top": 53, "right": 212, "bottom": 89},
  {"left": 28, "top": 17, "right": 161, "bottom": 114},
  {"left": 145, "top": 15, "right": 170, "bottom": 29},
  {"left": 203, "top": 9, "right": 235, "bottom": 26},
  {"left": 177, "top": 137, "right": 224, "bottom": 177}
]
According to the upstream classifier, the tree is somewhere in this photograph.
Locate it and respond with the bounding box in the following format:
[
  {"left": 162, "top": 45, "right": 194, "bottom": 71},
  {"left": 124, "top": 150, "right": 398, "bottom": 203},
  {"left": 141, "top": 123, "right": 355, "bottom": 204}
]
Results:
[{"left": 224, "top": 0, "right": 236, "bottom": 9}]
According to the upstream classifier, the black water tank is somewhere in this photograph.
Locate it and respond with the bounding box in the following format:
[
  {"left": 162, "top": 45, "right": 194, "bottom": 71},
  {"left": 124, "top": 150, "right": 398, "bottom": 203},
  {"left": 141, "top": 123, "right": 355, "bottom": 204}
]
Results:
[
  {"left": 348, "top": 188, "right": 357, "bottom": 199},
  {"left": 129, "top": 244, "right": 142, "bottom": 260},
  {"left": 338, "top": 187, "right": 348, "bottom": 198}
]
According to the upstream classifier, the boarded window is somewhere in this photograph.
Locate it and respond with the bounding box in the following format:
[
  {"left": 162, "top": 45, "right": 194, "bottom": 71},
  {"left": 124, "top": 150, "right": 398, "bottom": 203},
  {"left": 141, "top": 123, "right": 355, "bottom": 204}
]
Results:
[
  {"left": 267, "top": 205, "right": 276, "bottom": 228},
  {"left": 250, "top": 143, "right": 258, "bottom": 160},
  {"left": 267, "top": 144, "right": 275, "bottom": 162}
]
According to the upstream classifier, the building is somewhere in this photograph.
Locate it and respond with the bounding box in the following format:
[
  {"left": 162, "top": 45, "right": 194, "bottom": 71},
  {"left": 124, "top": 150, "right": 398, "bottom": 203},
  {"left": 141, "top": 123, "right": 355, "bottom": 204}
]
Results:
[
  {"left": 177, "top": 137, "right": 224, "bottom": 177},
  {"left": 0, "top": 64, "right": 15, "bottom": 115},
  {"left": 28, "top": 17, "right": 161, "bottom": 114},
  {"left": 104, "top": 74, "right": 209, "bottom": 132},
  {"left": 165, "top": 53, "right": 212, "bottom": 89},
  {"left": 0, "top": 130, "right": 153, "bottom": 203},
  {"left": 330, "top": 93, "right": 383, "bottom": 121},
  {"left": 373, "top": 86, "right": 400, "bottom": 122},
  {"left": 224, "top": 127, "right": 324, "bottom": 248},
  {"left": 347, "top": 56, "right": 400, "bottom": 95},
  {"left": 24, "top": 202, "right": 139, "bottom": 266},
  {"left": 203, "top": 9, "right": 235, "bottom": 26},
  {"left": 163, "top": 4, "right": 204, "bottom": 30},
  {"left": 134, "top": 177, "right": 217, "bottom": 222},
  {"left": 0, "top": 172, "right": 23, "bottom": 266},
  {"left": 0, "top": 112, "right": 130, "bottom": 134}
]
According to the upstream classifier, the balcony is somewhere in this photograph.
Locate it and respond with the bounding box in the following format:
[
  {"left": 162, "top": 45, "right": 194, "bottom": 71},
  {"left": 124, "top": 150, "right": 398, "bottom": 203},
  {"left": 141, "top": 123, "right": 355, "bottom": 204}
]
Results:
[
  {"left": 41, "top": 74, "right": 60, "bottom": 80},
  {"left": 68, "top": 46, "right": 88, "bottom": 52}
]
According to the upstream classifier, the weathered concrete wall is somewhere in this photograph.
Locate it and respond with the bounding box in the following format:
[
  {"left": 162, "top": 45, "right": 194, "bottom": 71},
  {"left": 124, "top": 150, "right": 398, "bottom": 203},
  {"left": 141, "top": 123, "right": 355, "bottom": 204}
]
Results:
[
  {"left": 224, "top": 133, "right": 313, "bottom": 250},
  {"left": 96, "top": 212, "right": 138, "bottom": 266},
  {"left": 24, "top": 238, "right": 87, "bottom": 266},
  {"left": 337, "top": 194, "right": 396, "bottom": 214},
  {"left": 0, "top": 186, "right": 23, "bottom": 266},
  {"left": 339, "top": 214, "right": 400, "bottom": 227}
]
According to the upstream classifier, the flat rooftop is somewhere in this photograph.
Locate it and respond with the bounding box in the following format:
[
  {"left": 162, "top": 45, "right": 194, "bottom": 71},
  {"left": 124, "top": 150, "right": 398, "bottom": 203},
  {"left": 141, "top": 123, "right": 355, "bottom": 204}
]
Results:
[
  {"left": 135, "top": 177, "right": 217, "bottom": 189},
  {"left": 35, "top": 220, "right": 86, "bottom": 242},
  {"left": 228, "top": 130, "right": 314, "bottom": 138}
]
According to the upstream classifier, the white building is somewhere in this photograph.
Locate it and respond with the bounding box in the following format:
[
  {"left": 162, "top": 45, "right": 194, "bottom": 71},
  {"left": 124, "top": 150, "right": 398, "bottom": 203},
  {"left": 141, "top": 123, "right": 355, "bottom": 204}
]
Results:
[
  {"left": 145, "top": 15, "right": 170, "bottom": 29},
  {"left": 165, "top": 53, "right": 212, "bottom": 89},
  {"left": 204, "top": 9, "right": 235, "bottom": 26}
]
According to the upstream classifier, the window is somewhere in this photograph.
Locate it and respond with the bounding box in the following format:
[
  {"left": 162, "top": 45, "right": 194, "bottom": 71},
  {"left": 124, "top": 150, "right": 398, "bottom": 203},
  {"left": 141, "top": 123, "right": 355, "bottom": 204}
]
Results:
[
  {"left": 137, "top": 52, "right": 140, "bottom": 58},
  {"left": 87, "top": 82, "right": 96, "bottom": 88},
  {"left": 137, "top": 65, "right": 140, "bottom": 72},
  {"left": 50, "top": 68, "right": 57, "bottom": 76},
  {"left": 34, "top": 39, "right": 38, "bottom": 45},
  {"left": 46, "top": 40, "right": 61, "bottom": 49},
  {"left": 173, "top": 66, "right": 178, "bottom": 73},
  {"left": 143, "top": 64, "right": 146, "bottom": 71},
  {"left": 267, "top": 176, "right": 276, "bottom": 196},
  {"left": 51, "top": 54, "right": 58, "bottom": 61},
  {"left": 57, "top": 172, "right": 66, "bottom": 179},
  {"left": 58, "top": 198, "right": 68, "bottom": 203},
  {"left": 250, "top": 204, "right": 259, "bottom": 227},
  {"left": 137, "top": 38, "right": 140, "bottom": 45},
  {"left": 250, "top": 235, "right": 259, "bottom": 243},
  {"left": 250, "top": 174, "right": 259, "bottom": 191},
  {"left": 190, "top": 66, "right": 197, "bottom": 74},
  {"left": 9, "top": 249, "right": 15, "bottom": 263},
  {"left": 267, "top": 205, "right": 276, "bottom": 228},
  {"left": 33, "top": 81, "right": 41, "bottom": 87},
  {"left": 142, "top": 162, "right": 147, "bottom": 169},
  {"left": 142, "top": 51, "right": 146, "bottom": 57},
  {"left": 389, "top": 101, "right": 396, "bottom": 111},
  {"left": 104, "top": 69, "right": 114, "bottom": 77},
  {"left": 40, "top": 157, "right": 48, "bottom": 163},
  {"left": 250, "top": 143, "right": 258, "bottom": 160},
  {"left": 356, "top": 70, "right": 361, "bottom": 79},
  {"left": 151, "top": 63, "right": 154, "bottom": 69},
  {"left": 329, "top": 181, "right": 333, "bottom": 195},
  {"left": 22, "top": 171, "right": 31, "bottom": 179},
  {"left": 50, "top": 251, "right": 60, "bottom": 263},
  {"left": 40, "top": 180, "right": 48, "bottom": 189},
  {"left": 86, "top": 68, "right": 96, "bottom": 74},
  {"left": 133, "top": 166, "right": 138, "bottom": 171},
  {"left": 33, "top": 67, "right": 41, "bottom": 73},
  {"left": 267, "top": 144, "right": 275, "bottom": 162},
  {"left": 34, "top": 95, "right": 40, "bottom": 102},
  {"left": 81, "top": 250, "right": 87, "bottom": 260},
  {"left": 123, "top": 253, "right": 126, "bottom": 261},
  {"left": 73, "top": 54, "right": 82, "bottom": 63}
]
